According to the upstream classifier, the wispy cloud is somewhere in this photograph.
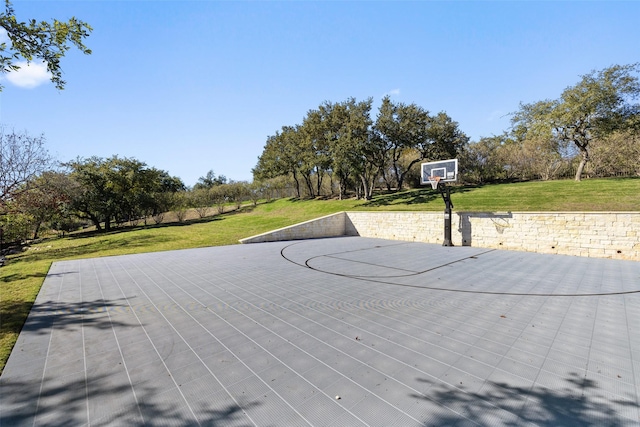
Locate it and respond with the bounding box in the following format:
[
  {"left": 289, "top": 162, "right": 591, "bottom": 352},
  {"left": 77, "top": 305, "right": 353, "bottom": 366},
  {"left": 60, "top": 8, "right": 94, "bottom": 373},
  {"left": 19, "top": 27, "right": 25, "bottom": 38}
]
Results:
[
  {"left": 0, "top": 28, "right": 8, "bottom": 44},
  {"left": 5, "top": 60, "right": 51, "bottom": 89},
  {"left": 383, "top": 88, "right": 400, "bottom": 97}
]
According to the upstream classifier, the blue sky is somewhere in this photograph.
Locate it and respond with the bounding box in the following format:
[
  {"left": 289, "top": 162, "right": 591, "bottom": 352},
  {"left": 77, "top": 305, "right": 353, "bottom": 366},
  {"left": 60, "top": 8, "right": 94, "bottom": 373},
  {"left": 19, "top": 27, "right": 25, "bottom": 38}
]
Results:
[{"left": 1, "top": 1, "right": 638, "bottom": 186}]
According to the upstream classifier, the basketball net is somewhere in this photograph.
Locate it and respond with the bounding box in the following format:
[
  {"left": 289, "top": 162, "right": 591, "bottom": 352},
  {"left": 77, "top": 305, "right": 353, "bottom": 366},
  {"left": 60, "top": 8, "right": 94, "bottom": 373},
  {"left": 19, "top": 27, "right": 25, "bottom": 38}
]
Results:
[{"left": 428, "top": 176, "right": 441, "bottom": 190}]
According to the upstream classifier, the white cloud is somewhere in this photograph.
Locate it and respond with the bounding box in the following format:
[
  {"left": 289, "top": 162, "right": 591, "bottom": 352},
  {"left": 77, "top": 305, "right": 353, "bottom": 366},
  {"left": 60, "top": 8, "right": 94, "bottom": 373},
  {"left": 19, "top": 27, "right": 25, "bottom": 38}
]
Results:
[
  {"left": 383, "top": 88, "right": 400, "bottom": 97},
  {"left": 0, "top": 28, "right": 9, "bottom": 44},
  {"left": 5, "top": 60, "right": 52, "bottom": 89}
]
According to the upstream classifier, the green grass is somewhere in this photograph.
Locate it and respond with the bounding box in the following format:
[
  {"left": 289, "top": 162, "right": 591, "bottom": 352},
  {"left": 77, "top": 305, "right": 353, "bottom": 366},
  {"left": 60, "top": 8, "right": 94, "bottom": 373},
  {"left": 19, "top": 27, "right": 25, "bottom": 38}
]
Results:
[
  {"left": 362, "top": 177, "right": 640, "bottom": 211},
  {"left": 2, "top": 177, "right": 639, "bottom": 373}
]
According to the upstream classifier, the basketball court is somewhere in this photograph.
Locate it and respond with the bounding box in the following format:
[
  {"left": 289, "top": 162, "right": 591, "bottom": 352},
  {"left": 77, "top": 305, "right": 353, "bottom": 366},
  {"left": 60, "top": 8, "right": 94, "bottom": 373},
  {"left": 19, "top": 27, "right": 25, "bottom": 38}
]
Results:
[{"left": 2, "top": 236, "right": 639, "bottom": 426}]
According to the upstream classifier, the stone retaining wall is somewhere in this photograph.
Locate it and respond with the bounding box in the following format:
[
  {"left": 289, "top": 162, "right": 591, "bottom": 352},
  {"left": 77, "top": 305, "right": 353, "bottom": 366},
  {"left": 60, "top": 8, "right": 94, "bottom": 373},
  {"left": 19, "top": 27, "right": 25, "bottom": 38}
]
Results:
[
  {"left": 240, "top": 211, "right": 640, "bottom": 260},
  {"left": 239, "top": 213, "right": 347, "bottom": 243}
]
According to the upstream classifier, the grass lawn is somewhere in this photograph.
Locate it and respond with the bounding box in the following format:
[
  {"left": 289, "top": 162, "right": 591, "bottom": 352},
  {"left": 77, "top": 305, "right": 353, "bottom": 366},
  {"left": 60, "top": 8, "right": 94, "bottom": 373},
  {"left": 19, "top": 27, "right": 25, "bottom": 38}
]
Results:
[
  {"left": 362, "top": 177, "right": 640, "bottom": 211},
  {"left": 1, "top": 177, "right": 639, "bottom": 373}
]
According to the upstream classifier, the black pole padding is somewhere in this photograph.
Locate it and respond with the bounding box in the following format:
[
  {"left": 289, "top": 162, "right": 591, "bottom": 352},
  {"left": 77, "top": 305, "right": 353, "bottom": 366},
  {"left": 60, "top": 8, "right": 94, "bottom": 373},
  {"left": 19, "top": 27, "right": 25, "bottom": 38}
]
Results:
[{"left": 438, "top": 183, "right": 454, "bottom": 246}]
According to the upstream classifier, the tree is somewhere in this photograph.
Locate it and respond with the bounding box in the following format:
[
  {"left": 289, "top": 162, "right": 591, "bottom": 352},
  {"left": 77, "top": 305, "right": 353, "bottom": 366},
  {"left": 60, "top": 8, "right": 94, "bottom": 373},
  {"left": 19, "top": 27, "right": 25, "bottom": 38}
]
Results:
[
  {"left": 65, "top": 156, "right": 184, "bottom": 231},
  {"left": 299, "top": 105, "right": 335, "bottom": 197},
  {"left": 210, "top": 185, "right": 227, "bottom": 214},
  {"left": 254, "top": 96, "right": 467, "bottom": 197},
  {"left": 254, "top": 176, "right": 292, "bottom": 201},
  {"left": 253, "top": 126, "right": 307, "bottom": 198},
  {"left": 422, "top": 112, "right": 469, "bottom": 162},
  {"left": 588, "top": 130, "right": 640, "bottom": 178},
  {"left": 374, "top": 99, "right": 468, "bottom": 191},
  {"left": 12, "top": 171, "right": 71, "bottom": 239},
  {"left": 512, "top": 64, "right": 640, "bottom": 181},
  {"left": 255, "top": 99, "right": 377, "bottom": 199},
  {"left": 460, "top": 135, "right": 507, "bottom": 183},
  {"left": 0, "top": 128, "right": 51, "bottom": 210},
  {"left": 246, "top": 181, "right": 263, "bottom": 206},
  {"left": 171, "top": 191, "right": 189, "bottom": 222},
  {"left": 193, "top": 170, "right": 227, "bottom": 190},
  {"left": 190, "top": 188, "right": 212, "bottom": 218},
  {"left": 0, "top": 0, "right": 92, "bottom": 90},
  {"left": 65, "top": 156, "right": 124, "bottom": 231},
  {"left": 373, "top": 97, "right": 431, "bottom": 190},
  {"left": 327, "top": 98, "right": 376, "bottom": 199}
]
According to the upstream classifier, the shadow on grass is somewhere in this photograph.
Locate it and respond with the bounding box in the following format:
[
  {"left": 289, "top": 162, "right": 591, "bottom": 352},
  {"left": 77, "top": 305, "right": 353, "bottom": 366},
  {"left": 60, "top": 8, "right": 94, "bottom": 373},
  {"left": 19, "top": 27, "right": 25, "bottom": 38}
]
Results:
[
  {"left": 0, "top": 271, "right": 47, "bottom": 282},
  {"left": 363, "top": 186, "right": 481, "bottom": 207},
  {"left": 65, "top": 204, "right": 262, "bottom": 241},
  {"left": 364, "top": 189, "right": 440, "bottom": 207},
  {"left": 8, "top": 234, "right": 167, "bottom": 264},
  {"left": 69, "top": 216, "right": 226, "bottom": 240},
  {"left": 414, "top": 371, "right": 636, "bottom": 426},
  {"left": 10, "top": 208, "right": 269, "bottom": 264}
]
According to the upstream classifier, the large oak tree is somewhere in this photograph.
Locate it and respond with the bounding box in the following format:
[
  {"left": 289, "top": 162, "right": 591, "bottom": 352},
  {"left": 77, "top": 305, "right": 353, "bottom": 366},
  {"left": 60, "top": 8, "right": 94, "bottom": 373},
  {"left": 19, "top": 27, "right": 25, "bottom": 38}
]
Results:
[
  {"left": 511, "top": 64, "right": 640, "bottom": 181},
  {"left": 66, "top": 156, "right": 184, "bottom": 231}
]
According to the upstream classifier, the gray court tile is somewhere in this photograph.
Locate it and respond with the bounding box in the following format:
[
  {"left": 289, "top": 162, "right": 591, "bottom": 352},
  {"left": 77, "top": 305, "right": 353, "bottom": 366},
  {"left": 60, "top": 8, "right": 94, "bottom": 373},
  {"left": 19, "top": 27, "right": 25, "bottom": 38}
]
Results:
[
  {"left": 350, "top": 395, "right": 411, "bottom": 425},
  {"left": 296, "top": 392, "right": 344, "bottom": 426},
  {"left": 327, "top": 411, "right": 371, "bottom": 427},
  {"left": 2, "top": 237, "right": 640, "bottom": 426},
  {"left": 302, "top": 365, "right": 343, "bottom": 391}
]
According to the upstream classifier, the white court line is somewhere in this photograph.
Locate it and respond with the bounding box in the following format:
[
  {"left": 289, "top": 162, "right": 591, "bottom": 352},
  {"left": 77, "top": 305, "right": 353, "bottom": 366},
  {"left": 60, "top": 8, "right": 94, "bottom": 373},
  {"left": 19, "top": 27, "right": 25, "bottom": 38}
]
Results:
[
  {"left": 32, "top": 263, "right": 68, "bottom": 427},
  {"left": 101, "top": 259, "right": 203, "bottom": 426},
  {"left": 123, "top": 257, "right": 319, "bottom": 427},
  {"left": 140, "top": 256, "right": 447, "bottom": 426},
  {"left": 91, "top": 259, "right": 145, "bottom": 424},
  {"left": 78, "top": 265, "right": 91, "bottom": 425},
  {"left": 181, "top": 259, "right": 502, "bottom": 424},
  {"left": 110, "top": 258, "right": 269, "bottom": 426}
]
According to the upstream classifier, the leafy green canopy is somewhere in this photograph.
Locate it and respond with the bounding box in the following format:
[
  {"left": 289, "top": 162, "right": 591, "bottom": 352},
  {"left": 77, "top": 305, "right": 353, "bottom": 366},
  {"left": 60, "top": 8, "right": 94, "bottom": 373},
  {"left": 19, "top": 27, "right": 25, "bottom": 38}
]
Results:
[
  {"left": 65, "top": 156, "right": 185, "bottom": 232},
  {"left": 0, "top": 0, "right": 92, "bottom": 90},
  {"left": 253, "top": 97, "right": 467, "bottom": 199},
  {"left": 511, "top": 64, "right": 640, "bottom": 181}
]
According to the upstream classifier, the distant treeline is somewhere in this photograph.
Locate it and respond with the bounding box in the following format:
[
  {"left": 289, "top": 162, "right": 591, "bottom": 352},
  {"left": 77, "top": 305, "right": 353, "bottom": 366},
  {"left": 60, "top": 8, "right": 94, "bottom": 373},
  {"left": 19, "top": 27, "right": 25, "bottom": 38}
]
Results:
[
  {"left": 253, "top": 64, "right": 640, "bottom": 197},
  {"left": 1, "top": 65, "right": 638, "bottom": 243}
]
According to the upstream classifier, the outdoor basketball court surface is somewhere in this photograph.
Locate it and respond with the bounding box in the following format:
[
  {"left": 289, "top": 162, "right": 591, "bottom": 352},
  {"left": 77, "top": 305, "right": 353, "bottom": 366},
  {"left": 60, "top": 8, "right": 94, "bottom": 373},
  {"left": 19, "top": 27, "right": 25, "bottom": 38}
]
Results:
[{"left": 2, "top": 236, "right": 640, "bottom": 426}]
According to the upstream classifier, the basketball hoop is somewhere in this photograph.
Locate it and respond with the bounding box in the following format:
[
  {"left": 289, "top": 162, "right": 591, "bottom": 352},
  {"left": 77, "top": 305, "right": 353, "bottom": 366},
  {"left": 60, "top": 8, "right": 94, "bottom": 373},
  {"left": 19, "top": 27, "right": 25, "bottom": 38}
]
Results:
[
  {"left": 421, "top": 159, "right": 456, "bottom": 246},
  {"left": 428, "top": 176, "right": 441, "bottom": 190}
]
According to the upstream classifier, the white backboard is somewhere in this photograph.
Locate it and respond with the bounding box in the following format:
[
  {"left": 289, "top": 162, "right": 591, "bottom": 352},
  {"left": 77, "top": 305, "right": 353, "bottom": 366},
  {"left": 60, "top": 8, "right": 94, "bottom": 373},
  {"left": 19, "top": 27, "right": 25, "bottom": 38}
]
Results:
[{"left": 420, "top": 158, "right": 458, "bottom": 184}]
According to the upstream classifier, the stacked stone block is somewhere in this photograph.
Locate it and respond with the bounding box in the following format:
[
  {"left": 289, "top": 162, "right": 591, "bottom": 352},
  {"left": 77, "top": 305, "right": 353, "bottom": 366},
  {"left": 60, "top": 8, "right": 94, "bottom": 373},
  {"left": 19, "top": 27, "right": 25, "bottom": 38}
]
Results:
[
  {"left": 239, "top": 212, "right": 348, "bottom": 243},
  {"left": 240, "top": 211, "right": 640, "bottom": 260}
]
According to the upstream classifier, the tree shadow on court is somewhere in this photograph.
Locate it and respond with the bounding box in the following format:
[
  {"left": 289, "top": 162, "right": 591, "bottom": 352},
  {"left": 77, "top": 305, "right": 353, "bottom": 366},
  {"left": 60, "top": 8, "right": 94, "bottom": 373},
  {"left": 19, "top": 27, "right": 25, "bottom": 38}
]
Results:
[
  {"left": 413, "top": 371, "right": 637, "bottom": 426},
  {"left": 0, "top": 372, "right": 259, "bottom": 426},
  {"left": 2, "top": 298, "right": 136, "bottom": 338}
]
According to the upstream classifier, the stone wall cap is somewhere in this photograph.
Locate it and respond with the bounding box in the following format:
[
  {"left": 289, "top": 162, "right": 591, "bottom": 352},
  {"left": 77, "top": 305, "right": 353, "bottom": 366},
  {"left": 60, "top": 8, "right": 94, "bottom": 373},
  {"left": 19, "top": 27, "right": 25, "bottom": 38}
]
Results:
[{"left": 346, "top": 210, "right": 640, "bottom": 215}]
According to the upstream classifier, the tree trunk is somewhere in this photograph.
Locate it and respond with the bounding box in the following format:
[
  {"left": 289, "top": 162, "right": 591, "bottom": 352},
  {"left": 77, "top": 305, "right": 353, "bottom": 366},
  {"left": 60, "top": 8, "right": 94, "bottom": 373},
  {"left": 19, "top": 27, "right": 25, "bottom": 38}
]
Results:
[
  {"left": 315, "top": 168, "right": 323, "bottom": 196},
  {"left": 291, "top": 171, "right": 301, "bottom": 198},
  {"left": 303, "top": 173, "right": 314, "bottom": 197},
  {"left": 84, "top": 212, "right": 102, "bottom": 231},
  {"left": 397, "top": 159, "right": 421, "bottom": 191},
  {"left": 32, "top": 222, "right": 42, "bottom": 240},
  {"left": 359, "top": 174, "right": 372, "bottom": 200},
  {"left": 392, "top": 162, "right": 402, "bottom": 191},
  {"left": 574, "top": 146, "right": 589, "bottom": 182},
  {"left": 381, "top": 168, "right": 392, "bottom": 191}
]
